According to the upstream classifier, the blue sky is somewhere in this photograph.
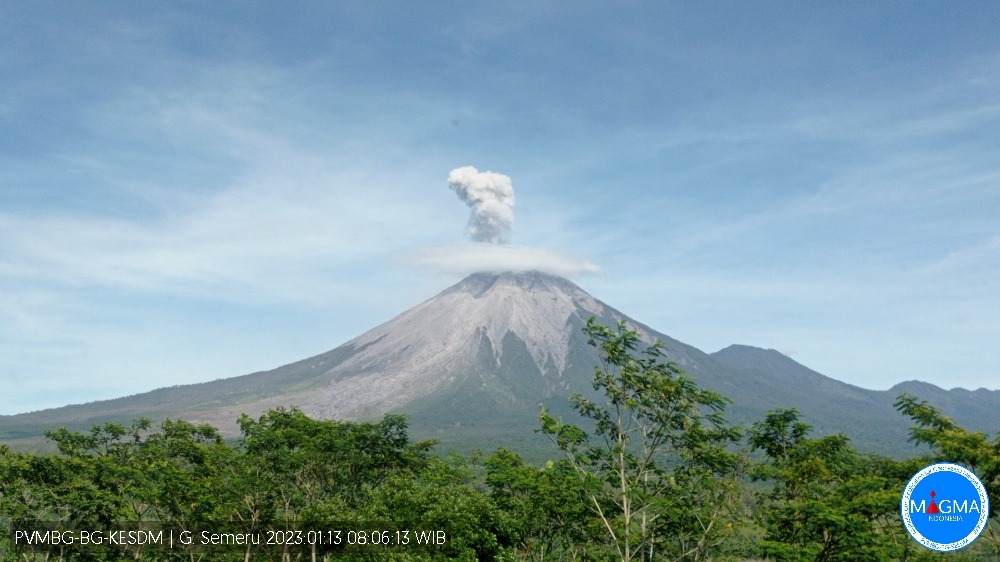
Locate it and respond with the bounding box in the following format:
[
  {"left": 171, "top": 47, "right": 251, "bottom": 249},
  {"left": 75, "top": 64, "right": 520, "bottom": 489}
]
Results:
[{"left": 2, "top": 2, "right": 998, "bottom": 415}]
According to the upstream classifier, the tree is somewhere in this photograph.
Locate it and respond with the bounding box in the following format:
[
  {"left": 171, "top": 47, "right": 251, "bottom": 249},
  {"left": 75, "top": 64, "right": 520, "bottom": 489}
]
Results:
[
  {"left": 43, "top": 418, "right": 231, "bottom": 562},
  {"left": 484, "top": 447, "right": 604, "bottom": 560},
  {"left": 375, "top": 454, "right": 515, "bottom": 562},
  {"left": 238, "top": 408, "right": 435, "bottom": 561},
  {"left": 748, "top": 408, "right": 937, "bottom": 562},
  {"left": 895, "top": 393, "right": 1000, "bottom": 554},
  {"left": 539, "top": 318, "right": 743, "bottom": 561}
]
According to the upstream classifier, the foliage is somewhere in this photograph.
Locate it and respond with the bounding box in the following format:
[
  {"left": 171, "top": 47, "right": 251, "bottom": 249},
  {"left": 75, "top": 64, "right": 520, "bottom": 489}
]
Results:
[
  {"left": 373, "top": 455, "right": 514, "bottom": 562},
  {"left": 895, "top": 393, "right": 1000, "bottom": 554},
  {"left": 484, "top": 448, "right": 606, "bottom": 559},
  {"left": 238, "top": 408, "right": 434, "bottom": 515},
  {"left": 539, "top": 318, "right": 745, "bottom": 561},
  {"left": 748, "top": 408, "right": 949, "bottom": 561},
  {"left": 1, "top": 412, "right": 442, "bottom": 562}
]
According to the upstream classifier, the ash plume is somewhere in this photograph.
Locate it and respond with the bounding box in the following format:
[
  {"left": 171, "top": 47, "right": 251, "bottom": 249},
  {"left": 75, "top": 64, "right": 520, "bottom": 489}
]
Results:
[{"left": 448, "top": 166, "right": 514, "bottom": 244}]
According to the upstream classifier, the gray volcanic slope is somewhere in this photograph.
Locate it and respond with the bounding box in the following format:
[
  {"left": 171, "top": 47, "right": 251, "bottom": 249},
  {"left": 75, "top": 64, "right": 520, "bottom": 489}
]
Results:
[{"left": 2, "top": 271, "right": 998, "bottom": 456}]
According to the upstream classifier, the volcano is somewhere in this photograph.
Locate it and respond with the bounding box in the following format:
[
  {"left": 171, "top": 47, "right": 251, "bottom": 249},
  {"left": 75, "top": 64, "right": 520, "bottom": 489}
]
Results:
[{"left": 2, "top": 271, "right": 998, "bottom": 456}]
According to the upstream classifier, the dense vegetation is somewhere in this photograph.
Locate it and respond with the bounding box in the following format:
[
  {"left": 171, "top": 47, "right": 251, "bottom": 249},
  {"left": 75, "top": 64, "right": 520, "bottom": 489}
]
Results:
[{"left": 2, "top": 319, "right": 999, "bottom": 561}]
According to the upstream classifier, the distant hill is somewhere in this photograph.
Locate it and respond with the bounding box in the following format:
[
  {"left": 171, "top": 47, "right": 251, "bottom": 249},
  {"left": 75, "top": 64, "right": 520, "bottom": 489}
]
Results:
[
  {"left": 707, "top": 345, "right": 995, "bottom": 452},
  {"left": 2, "top": 271, "right": 998, "bottom": 457}
]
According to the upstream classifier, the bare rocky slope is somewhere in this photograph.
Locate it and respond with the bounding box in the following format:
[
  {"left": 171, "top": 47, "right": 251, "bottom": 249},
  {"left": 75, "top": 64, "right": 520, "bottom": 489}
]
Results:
[{"left": 2, "top": 271, "right": 998, "bottom": 456}]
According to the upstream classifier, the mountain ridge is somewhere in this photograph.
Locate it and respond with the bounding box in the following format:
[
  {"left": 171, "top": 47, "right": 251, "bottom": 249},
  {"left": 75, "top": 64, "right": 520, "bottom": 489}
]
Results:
[{"left": 2, "top": 271, "right": 997, "bottom": 456}]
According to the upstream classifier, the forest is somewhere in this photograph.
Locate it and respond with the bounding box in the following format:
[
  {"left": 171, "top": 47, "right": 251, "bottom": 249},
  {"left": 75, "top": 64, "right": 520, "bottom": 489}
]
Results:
[{"left": 2, "top": 319, "right": 998, "bottom": 561}]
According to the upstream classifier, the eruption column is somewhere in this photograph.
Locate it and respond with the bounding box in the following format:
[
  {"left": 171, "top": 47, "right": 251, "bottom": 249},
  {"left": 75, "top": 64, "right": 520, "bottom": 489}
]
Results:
[{"left": 447, "top": 166, "right": 515, "bottom": 244}]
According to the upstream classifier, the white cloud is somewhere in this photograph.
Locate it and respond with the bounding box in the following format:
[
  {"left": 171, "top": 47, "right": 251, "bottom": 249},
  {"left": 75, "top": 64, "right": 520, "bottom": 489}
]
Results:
[{"left": 406, "top": 243, "right": 602, "bottom": 277}]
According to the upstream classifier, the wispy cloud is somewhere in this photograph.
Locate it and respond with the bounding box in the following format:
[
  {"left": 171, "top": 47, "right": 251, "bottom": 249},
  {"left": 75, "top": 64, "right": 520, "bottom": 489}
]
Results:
[
  {"left": 914, "top": 235, "right": 1000, "bottom": 276},
  {"left": 0, "top": 62, "right": 473, "bottom": 300}
]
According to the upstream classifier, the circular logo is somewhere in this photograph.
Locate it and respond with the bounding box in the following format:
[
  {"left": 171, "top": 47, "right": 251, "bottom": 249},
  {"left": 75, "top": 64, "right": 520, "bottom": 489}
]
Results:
[{"left": 901, "top": 463, "right": 989, "bottom": 551}]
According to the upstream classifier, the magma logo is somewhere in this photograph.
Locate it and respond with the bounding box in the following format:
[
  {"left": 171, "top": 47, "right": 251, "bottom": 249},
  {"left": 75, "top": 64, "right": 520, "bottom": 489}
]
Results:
[{"left": 901, "top": 463, "right": 989, "bottom": 551}]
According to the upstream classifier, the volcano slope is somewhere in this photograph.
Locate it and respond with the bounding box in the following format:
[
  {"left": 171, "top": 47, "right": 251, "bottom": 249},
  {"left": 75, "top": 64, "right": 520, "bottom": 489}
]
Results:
[{"left": 2, "top": 271, "right": 997, "bottom": 457}]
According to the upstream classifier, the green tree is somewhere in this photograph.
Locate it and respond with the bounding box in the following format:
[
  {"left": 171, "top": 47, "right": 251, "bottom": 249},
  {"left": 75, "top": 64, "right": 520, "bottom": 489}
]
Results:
[
  {"left": 238, "top": 408, "right": 435, "bottom": 561},
  {"left": 46, "top": 419, "right": 153, "bottom": 528},
  {"left": 895, "top": 393, "right": 1000, "bottom": 554},
  {"left": 136, "top": 419, "right": 232, "bottom": 562},
  {"left": 748, "top": 408, "right": 936, "bottom": 561},
  {"left": 374, "top": 454, "right": 514, "bottom": 562},
  {"left": 0, "top": 446, "right": 89, "bottom": 561},
  {"left": 42, "top": 418, "right": 232, "bottom": 562},
  {"left": 484, "top": 447, "right": 605, "bottom": 560},
  {"left": 539, "top": 318, "right": 743, "bottom": 561}
]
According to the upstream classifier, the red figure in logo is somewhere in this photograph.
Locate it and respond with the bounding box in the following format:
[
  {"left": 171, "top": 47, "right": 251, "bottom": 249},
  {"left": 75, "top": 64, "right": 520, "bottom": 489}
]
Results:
[{"left": 927, "top": 490, "right": 940, "bottom": 514}]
